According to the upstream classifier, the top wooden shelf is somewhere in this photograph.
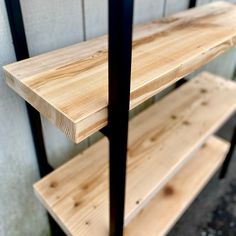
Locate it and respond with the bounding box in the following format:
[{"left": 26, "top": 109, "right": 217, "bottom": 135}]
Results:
[{"left": 3, "top": 1, "right": 236, "bottom": 143}]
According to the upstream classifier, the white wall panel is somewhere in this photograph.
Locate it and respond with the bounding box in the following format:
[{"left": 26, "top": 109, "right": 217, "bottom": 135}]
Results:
[
  {"left": 134, "top": 0, "right": 165, "bottom": 24},
  {"left": 165, "top": 0, "right": 189, "bottom": 16},
  {"left": 84, "top": 0, "right": 165, "bottom": 39},
  {"left": 20, "top": 0, "right": 84, "bottom": 55},
  {"left": 83, "top": 0, "right": 107, "bottom": 39}
]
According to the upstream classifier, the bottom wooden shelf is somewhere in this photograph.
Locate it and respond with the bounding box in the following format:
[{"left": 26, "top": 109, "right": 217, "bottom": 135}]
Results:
[
  {"left": 34, "top": 72, "right": 236, "bottom": 236},
  {"left": 125, "top": 136, "right": 229, "bottom": 236}
]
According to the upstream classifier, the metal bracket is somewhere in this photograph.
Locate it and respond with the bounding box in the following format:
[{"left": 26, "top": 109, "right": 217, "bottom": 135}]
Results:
[
  {"left": 189, "top": 0, "right": 197, "bottom": 8},
  {"left": 219, "top": 125, "right": 236, "bottom": 179},
  {"left": 108, "top": 0, "right": 134, "bottom": 235}
]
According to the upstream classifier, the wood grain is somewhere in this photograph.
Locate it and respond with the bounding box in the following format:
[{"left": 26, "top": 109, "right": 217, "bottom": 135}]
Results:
[
  {"left": 3, "top": 2, "right": 236, "bottom": 143},
  {"left": 34, "top": 72, "right": 236, "bottom": 236},
  {"left": 125, "top": 136, "right": 229, "bottom": 236}
]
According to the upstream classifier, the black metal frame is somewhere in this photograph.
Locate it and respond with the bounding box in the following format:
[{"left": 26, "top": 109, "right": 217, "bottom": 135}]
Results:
[
  {"left": 4, "top": 0, "right": 134, "bottom": 235},
  {"left": 4, "top": 0, "right": 236, "bottom": 235},
  {"left": 220, "top": 126, "right": 236, "bottom": 179},
  {"left": 107, "top": 1, "right": 134, "bottom": 235},
  {"left": 4, "top": 1, "right": 65, "bottom": 235},
  {"left": 4, "top": 0, "right": 53, "bottom": 178},
  {"left": 189, "top": 0, "right": 197, "bottom": 8}
]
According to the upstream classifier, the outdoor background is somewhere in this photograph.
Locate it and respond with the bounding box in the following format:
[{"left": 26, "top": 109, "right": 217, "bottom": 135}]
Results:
[{"left": 1, "top": 0, "right": 236, "bottom": 235}]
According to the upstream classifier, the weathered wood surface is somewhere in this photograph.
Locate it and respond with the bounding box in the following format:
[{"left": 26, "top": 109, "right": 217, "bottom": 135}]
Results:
[
  {"left": 125, "top": 136, "right": 229, "bottom": 236},
  {"left": 34, "top": 72, "right": 236, "bottom": 236},
  {"left": 3, "top": 2, "right": 236, "bottom": 143}
]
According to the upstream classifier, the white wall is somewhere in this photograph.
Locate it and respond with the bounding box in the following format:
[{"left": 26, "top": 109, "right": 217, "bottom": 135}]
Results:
[{"left": 0, "top": 0, "right": 235, "bottom": 235}]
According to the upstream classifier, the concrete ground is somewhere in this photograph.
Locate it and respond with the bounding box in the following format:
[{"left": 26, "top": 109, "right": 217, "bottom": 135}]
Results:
[{"left": 168, "top": 114, "right": 236, "bottom": 236}]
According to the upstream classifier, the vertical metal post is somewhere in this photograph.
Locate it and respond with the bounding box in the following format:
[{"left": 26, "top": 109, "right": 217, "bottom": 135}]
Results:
[
  {"left": 108, "top": 0, "right": 134, "bottom": 235},
  {"left": 4, "top": 1, "right": 65, "bottom": 235},
  {"left": 189, "top": 0, "right": 197, "bottom": 8},
  {"left": 219, "top": 126, "right": 236, "bottom": 179},
  {"left": 4, "top": 0, "right": 53, "bottom": 177},
  {"left": 4, "top": 0, "right": 29, "bottom": 60}
]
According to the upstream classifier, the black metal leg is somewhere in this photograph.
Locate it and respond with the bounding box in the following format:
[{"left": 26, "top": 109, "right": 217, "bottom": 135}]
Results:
[
  {"left": 189, "top": 0, "right": 197, "bottom": 8},
  {"left": 48, "top": 216, "right": 67, "bottom": 236},
  {"left": 175, "top": 78, "right": 188, "bottom": 89},
  {"left": 4, "top": 1, "right": 66, "bottom": 235},
  {"left": 219, "top": 126, "right": 236, "bottom": 179},
  {"left": 27, "top": 104, "right": 65, "bottom": 236},
  {"left": 4, "top": 0, "right": 29, "bottom": 60},
  {"left": 26, "top": 104, "right": 54, "bottom": 176},
  {"left": 108, "top": 0, "right": 134, "bottom": 235}
]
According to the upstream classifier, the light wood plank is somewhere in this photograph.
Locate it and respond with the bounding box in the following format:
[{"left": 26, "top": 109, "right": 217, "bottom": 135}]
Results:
[
  {"left": 34, "top": 72, "right": 236, "bottom": 236},
  {"left": 125, "top": 136, "right": 229, "bottom": 236},
  {"left": 195, "top": 0, "right": 236, "bottom": 80},
  {"left": 3, "top": 2, "right": 236, "bottom": 143}
]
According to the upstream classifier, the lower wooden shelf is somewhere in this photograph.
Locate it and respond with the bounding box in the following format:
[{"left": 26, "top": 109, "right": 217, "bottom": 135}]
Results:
[
  {"left": 34, "top": 72, "right": 236, "bottom": 236},
  {"left": 125, "top": 136, "right": 229, "bottom": 236}
]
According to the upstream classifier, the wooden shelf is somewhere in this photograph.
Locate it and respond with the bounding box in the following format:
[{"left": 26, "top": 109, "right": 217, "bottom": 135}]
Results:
[
  {"left": 125, "top": 136, "right": 229, "bottom": 236},
  {"left": 34, "top": 72, "right": 236, "bottom": 236},
  {"left": 3, "top": 2, "right": 236, "bottom": 143}
]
